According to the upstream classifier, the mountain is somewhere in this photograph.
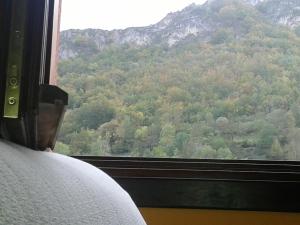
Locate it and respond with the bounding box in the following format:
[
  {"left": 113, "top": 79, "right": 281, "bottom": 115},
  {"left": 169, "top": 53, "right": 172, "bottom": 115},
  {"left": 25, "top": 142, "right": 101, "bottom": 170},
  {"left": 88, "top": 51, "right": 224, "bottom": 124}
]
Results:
[
  {"left": 57, "top": 0, "right": 300, "bottom": 160},
  {"left": 208, "top": 0, "right": 263, "bottom": 6},
  {"left": 257, "top": 0, "right": 300, "bottom": 28},
  {"left": 59, "top": 0, "right": 300, "bottom": 60},
  {"left": 246, "top": 0, "right": 264, "bottom": 5}
]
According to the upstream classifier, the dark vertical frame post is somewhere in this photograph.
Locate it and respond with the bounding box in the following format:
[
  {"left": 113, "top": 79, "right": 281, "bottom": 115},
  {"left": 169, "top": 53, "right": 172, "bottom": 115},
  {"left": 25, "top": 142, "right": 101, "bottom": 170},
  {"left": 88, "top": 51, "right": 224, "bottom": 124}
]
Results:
[
  {"left": 0, "top": 0, "right": 67, "bottom": 150},
  {"left": 0, "top": 0, "right": 51, "bottom": 147},
  {"left": 0, "top": 0, "right": 11, "bottom": 123}
]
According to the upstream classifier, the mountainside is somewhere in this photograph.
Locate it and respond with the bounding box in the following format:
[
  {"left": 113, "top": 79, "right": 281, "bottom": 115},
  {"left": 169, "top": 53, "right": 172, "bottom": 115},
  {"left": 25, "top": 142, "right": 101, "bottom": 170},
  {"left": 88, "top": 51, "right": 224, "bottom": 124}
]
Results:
[
  {"left": 60, "top": 0, "right": 300, "bottom": 60},
  {"left": 57, "top": 0, "right": 300, "bottom": 160},
  {"left": 257, "top": 0, "right": 300, "bottom": 28}
]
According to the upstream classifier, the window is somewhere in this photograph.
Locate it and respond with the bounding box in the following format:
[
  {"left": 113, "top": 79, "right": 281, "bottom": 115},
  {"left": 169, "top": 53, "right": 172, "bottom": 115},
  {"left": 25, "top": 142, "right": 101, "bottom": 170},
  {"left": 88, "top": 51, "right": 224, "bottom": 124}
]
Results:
[
  {"left": 55, "top": 0, "right": 300, "bottom": 161},
  {"left": 2, "top": 0, "right": 300, "bottom": 215}
]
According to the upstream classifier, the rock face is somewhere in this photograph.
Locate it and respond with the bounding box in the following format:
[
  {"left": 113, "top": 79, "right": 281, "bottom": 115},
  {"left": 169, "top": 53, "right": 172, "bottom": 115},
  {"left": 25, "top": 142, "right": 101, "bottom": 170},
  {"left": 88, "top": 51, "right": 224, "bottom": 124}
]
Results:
[
  {"left": 60, "top": 3, "right": 214, "bottom": 59},
  {"left": 59, "top": 0, "right": 300, "bottom": 60},
  {"left": 246, "top": 0, "right": 265, "bottom": 6},
  {"left": 256, "top": 0, "right": 300, "bottom": 28}
]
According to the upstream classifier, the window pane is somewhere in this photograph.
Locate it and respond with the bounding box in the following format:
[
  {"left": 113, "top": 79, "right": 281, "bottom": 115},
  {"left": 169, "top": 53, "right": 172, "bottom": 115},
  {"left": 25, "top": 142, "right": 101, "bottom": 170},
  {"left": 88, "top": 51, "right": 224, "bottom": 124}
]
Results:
[{"left": 56, "top": 0, "right": 300, "bottom": 160}]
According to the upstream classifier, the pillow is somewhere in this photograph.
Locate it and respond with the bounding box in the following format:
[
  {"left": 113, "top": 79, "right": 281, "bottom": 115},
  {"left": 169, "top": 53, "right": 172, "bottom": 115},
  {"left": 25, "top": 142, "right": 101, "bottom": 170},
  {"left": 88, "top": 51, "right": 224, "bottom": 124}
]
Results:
[{"left": 0, "top": 141, "right": 146, "bottom": 225}]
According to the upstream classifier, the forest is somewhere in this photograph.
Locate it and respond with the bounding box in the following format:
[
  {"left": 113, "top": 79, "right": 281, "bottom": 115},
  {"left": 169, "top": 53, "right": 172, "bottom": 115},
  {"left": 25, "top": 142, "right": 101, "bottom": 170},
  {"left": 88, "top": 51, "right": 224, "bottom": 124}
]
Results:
[{"left": 56, "top": 0, "right": 300, "bottom": 160}]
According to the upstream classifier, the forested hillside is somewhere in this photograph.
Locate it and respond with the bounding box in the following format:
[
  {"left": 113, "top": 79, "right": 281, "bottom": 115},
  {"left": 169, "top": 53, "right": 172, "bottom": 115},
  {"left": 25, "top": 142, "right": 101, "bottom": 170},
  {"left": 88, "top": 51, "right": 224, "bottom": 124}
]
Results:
[{"left": 56, "top": 0, "right": 300, "bottom": 160}]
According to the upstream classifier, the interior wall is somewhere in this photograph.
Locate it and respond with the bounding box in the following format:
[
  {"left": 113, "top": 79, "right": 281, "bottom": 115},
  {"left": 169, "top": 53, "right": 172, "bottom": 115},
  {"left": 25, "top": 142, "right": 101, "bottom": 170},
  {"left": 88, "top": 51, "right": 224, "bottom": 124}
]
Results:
[{"left": 140, "top": 208, "right": 300, "bottom": 225}]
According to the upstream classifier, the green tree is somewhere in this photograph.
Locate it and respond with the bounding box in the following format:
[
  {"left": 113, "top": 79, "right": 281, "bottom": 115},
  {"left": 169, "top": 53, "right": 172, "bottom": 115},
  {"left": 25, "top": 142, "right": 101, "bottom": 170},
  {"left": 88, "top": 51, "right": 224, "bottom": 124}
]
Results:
[
  {"left": 55, "top": 142, "right": 71, "bottom": 155},
  {"left": 69, "top": 129, "right": 96, "bottom": 155},
  {"left": 73, "top": 101, "right": 115, "bottom": 130},
  {"left": 197, "top": 145, "right": 217, "bottom": 159},
  {"left": 217, "top": 147, "right": 234, "bottom": 159},
  {"left": 270, "top": 138, "right": 284, "bottom": 160},
  {"left": 257, "top": 124, "right": 278, "bottom": 151}
]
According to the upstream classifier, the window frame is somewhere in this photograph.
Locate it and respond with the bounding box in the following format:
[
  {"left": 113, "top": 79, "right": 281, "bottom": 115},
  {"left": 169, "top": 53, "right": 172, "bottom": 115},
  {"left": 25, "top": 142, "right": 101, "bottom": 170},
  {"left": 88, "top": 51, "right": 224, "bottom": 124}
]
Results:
[
  {"left": 16, "top": 0, "right": 300, "bottom": 212},
  {"left": 75, "top": 156, "right": 300, "bottom": 212}
]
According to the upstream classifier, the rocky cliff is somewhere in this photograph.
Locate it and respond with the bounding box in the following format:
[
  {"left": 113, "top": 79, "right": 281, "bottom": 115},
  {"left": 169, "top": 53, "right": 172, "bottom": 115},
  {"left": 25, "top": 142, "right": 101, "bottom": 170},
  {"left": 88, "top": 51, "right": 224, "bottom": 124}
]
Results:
[{"left": 60, "top": 0, "right": 300, "bottom": 60}]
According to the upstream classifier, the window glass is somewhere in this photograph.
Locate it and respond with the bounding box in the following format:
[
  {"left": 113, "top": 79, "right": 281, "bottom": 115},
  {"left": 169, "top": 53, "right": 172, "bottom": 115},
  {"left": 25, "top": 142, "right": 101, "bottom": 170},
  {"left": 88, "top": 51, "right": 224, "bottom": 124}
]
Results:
[{"left": 56, "top": 0, "right": 300, "bottom": 160}]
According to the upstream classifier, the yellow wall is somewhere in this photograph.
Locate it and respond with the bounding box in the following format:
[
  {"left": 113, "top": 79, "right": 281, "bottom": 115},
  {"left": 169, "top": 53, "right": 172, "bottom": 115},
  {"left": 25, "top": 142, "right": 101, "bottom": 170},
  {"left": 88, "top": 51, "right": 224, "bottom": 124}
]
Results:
[{"left": 140, "top": 208, "right": 300, "bottom": 225}]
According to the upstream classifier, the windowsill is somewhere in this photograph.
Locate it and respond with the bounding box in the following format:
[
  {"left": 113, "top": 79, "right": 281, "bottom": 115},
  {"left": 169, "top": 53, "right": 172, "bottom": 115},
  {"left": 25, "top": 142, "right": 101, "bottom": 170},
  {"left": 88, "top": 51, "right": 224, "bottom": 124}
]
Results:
[{"left": 73, "top": 156, "right": 300, "bottom": 212}]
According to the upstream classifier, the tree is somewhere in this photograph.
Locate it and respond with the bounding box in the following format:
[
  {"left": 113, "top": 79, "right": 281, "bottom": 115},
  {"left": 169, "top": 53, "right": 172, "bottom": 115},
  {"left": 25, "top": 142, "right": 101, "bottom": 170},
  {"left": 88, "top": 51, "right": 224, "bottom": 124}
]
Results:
[
  {"left": 285, "top": 128, "right": 300, "bottom": 160},
  {"left": 55, "top": 142, "right": 71, "bottom": 155},
  {"left": 158, "top": 124, "right": 176, "bottom": 157},
  {"left": 69, "top": 129, "right": 96, "bottom": 155},
  {"left": 270, "top": 138, "right": 284, "bottom": 160},
  {"left": 90, "top": 136, "right": 111, "bottom": 156},
  {"left": 152, "top": 146, "right": 168, "bottom": 158},
  {"left": 211, "top": 29, "right": 233, "bottom": 44},
  {"left": 210, "top": 136, "right": 227, "bottom": 150},
  {"left": 295, "top": 26, "right": 300, "bottom": 37},
  {"left": 217, "top": 147, "right": 234, "bottom": 159},
  {"left": 257, "top": 124, "right": 278, "bottom": 151},
  {"left": 197, "top": 145, "right": 217, "bottom": 159},
  {"left": 73, "top": 101, "right": 115, "bottom": 130}
]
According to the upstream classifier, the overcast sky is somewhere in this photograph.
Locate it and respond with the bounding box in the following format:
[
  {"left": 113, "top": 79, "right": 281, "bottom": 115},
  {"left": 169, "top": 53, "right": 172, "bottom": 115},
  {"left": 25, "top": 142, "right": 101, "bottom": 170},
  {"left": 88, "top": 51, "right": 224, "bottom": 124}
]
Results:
[{"left": 60, "top": 0, "right": 207, "bottom": 31}]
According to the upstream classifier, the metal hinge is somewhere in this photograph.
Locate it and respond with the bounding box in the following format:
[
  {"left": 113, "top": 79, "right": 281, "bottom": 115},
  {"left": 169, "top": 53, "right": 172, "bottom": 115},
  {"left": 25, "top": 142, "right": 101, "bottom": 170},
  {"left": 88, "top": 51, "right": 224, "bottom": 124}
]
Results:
[{"left": 3, "top": 0, "right": 27, "bottom": 118}]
